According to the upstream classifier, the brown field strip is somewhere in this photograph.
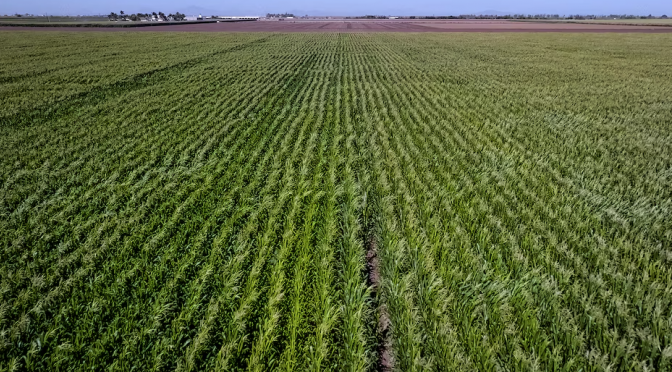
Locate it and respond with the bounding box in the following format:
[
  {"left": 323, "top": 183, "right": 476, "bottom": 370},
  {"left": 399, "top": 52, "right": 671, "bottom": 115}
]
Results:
[{"left": 3, "top": 20, "right": 672, "bottom": 32}]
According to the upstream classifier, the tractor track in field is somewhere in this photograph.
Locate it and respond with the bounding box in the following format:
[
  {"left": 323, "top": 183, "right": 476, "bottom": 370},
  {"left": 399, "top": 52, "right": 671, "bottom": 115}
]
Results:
[
  {"left": 366, "top": 235, "right": 393, "bottom": 372},
  {"left": 0, "top": 34, "right": 277, "bottom": 127}
]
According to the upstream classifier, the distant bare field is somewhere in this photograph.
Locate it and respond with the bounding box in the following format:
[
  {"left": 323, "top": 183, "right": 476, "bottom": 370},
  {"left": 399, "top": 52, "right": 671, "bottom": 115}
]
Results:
[
  {"left": 3, "top": 19, "right": 672, "bottom": 32},
  {"left": 519, "top": 18, "right": 672, "bottom": 27}
]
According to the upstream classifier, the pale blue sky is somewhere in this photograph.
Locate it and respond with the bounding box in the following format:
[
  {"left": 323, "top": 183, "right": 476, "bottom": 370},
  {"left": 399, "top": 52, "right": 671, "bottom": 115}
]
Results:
[{"left": 1, "top": 0, "right": 669, "bottom": 16}]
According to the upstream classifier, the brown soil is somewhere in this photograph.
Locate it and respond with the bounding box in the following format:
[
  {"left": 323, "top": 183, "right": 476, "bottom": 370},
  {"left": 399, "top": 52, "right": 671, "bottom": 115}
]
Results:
[
  {"left": 3, "top": 20, "right": 672, "bottom": 33},
  {"left": 366, "top": 236, "right": 393, "bottom": 372},
  {"left": 365, "top": 239, "right": 381, "bottom": 289}
]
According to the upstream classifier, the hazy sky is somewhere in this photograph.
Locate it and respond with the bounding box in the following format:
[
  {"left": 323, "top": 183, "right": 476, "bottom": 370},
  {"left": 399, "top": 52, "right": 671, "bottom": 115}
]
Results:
[{"left": 1, "top": 0, "right": 669, "bottom": 16}]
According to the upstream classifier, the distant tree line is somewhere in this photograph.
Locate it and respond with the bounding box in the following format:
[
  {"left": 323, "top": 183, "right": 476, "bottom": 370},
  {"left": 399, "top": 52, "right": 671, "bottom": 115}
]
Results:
[
  {"left": 562, "top": 14, "right": 662, "bottom": 19},
  {"left": 266, "top": 13, "right": 295, "bottom": 18},
  {"left": 108, "top": 11, "right": 186, "bottom": 21}
]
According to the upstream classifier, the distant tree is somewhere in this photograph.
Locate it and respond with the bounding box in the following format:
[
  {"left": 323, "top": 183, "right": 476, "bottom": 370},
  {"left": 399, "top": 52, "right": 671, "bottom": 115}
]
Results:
[
  {"left": 108, "top": 12, "right": 117, "bottom": 21},
  {"left": 662, "top": 15, "right": 668, "bottom": 18},
  {"left": 174, "top": 12, "right": 185, "bottom": 21},
  {"left": 266, "top": 13, "right": 295, "bottom": 18}
]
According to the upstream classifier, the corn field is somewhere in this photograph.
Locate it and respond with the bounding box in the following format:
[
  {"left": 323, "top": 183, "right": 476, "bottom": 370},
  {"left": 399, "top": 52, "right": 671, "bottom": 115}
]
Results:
[{"left": 1, "top": 31, "right": 671, "bottom": 371}]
